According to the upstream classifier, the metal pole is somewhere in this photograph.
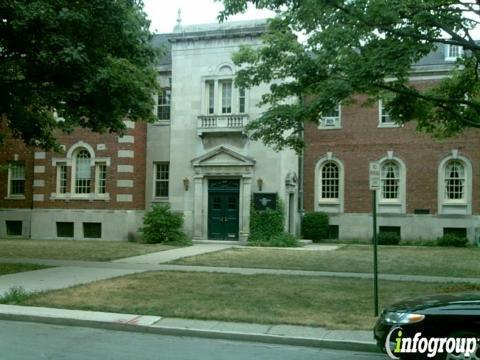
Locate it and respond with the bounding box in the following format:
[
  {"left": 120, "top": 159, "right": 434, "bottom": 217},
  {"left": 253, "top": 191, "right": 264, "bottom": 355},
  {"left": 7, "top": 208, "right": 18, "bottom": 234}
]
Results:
[{"left": 373, "top": 190, "right": 379, "bottom": 316}]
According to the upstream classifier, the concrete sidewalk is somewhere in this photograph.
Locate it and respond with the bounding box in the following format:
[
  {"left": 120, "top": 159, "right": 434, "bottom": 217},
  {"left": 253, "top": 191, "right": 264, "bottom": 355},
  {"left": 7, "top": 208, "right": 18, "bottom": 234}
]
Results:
[{"left": 0, "top": 304, "right": 378, "bottom": 353}]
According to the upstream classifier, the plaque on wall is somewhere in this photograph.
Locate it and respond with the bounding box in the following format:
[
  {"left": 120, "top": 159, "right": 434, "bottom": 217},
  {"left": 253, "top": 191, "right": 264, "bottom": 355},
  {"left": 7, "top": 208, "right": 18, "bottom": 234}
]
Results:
[{"left": 253, "top": 193, "right": 278, "bottom": 211}]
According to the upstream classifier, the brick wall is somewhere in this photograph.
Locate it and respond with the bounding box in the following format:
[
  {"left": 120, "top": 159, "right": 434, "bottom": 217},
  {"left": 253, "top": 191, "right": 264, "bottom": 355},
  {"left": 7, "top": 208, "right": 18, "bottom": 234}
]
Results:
[
  {"left": 0, "top": 121, "right": 147, "bottom": 211},
  {"left": 304, "top": 82, "right": 480, "bottom": 215}
]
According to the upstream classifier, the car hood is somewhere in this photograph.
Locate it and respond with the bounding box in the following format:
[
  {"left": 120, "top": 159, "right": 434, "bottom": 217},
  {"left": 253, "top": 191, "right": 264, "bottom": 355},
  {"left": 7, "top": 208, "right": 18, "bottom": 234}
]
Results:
[{"left": 386, "top": 292, "right": 480, "bottom": 313}]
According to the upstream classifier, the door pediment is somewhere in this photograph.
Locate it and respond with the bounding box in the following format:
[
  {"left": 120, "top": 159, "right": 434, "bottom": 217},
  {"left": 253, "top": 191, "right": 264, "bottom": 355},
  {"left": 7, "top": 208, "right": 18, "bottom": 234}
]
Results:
[{"left": 191, "top": 146, "right": 255, "bottom": 168}]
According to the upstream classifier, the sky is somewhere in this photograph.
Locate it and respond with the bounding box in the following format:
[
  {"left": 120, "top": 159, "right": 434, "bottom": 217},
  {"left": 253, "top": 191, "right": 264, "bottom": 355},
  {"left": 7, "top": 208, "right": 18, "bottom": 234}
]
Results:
[{"left": 143, "top": 0, "right": 274, "bottom": 34}]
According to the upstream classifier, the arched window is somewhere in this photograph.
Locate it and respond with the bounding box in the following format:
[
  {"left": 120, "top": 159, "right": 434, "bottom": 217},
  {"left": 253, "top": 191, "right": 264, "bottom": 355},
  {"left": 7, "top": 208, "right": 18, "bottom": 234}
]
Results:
[
  {"left": 444, "top": 160, "right": 465, "bottom": 200},
  {"left": 320, "top": 162, "right": 339, "bottom": 199},
  {"left": 381, "top": 161, "right": 400, "bottom": 200},
  {"left": 74, "top": 149, "right": 91, "bottom": 194}
]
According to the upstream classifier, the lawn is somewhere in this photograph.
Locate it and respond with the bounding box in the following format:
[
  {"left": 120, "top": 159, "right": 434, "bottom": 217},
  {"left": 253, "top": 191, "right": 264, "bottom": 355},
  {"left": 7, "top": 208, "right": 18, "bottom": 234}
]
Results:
[
  {"left": 0, "top": 263, "right": 50, "bottom": 276},
  {"left": 21, "top": 271, "right": 479, "bottom": 330},
  {"left": 172, "top": 245, "right": 480, "bottom": 278},
  {"left": 0, "top": 239, "right": 179, "bottom": 261}
]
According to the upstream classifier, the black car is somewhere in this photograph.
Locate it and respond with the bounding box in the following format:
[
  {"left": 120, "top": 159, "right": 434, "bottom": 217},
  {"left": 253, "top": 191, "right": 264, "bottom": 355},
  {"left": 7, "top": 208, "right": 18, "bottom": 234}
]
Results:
[{"left": 374, "top": 292, "right": 480, "bottom": 359}]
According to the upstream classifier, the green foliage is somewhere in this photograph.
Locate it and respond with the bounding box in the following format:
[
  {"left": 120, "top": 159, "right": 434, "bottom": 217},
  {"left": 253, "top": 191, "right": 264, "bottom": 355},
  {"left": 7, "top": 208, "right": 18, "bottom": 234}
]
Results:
[
  {"left": 437, "top": 234, "right": 468, "bottom": 248},
  {"left": 0, "top": 0, "right": 160, "bottom": 149},
  {"left": 249, "top": 200, "right": 299, "bottom": 247},
  {"left": 220, "top": 0, "right": 480, "bottom": 152},
  {"left": 0, "top": 287, "right": 31, "bottom": 304},
  {"left": 141, "top": 204, "right": 191, "bottom": 245},
  {"left": 377, "top": 232, "right": 401, "bottom": 246},
  {"left": 302, "top": 212, "right": 329, "bottom": 242}
]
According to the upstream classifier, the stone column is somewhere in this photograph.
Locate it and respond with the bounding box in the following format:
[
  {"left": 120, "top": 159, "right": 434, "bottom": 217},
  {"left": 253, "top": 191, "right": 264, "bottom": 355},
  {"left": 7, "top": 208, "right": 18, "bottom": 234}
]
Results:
[
  {"left": 239, "top": 175, "right": 252, "bottom": 242},
  {"left": 193, "top": 175, "right": 204, "bottom": 240}
]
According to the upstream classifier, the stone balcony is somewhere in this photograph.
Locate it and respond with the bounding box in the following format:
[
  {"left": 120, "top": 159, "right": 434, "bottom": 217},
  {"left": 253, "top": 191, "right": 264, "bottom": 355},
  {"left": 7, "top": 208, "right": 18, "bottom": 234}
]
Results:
[{"left": 197, "top": 114, "right": 248, "bottom": 136}]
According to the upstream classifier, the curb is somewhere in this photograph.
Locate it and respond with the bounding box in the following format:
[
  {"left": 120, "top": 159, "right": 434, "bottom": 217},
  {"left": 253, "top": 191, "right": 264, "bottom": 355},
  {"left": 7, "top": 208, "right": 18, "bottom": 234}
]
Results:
[{"left": 0, "top": 312, "right": 380, "bottom": 354}]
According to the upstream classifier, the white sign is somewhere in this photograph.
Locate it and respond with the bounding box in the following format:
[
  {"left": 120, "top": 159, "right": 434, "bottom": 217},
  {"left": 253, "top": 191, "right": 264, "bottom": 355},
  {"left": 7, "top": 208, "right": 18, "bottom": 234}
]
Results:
[{"left": 369, "top": 162, "right": 381, "bottom": 190}]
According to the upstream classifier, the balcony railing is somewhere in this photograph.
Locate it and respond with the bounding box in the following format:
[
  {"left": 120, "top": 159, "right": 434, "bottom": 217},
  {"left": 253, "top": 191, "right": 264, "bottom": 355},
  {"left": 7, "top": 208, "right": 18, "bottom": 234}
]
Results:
[{"left": 197, "top": 114, "right": 248, "bottom": 136}]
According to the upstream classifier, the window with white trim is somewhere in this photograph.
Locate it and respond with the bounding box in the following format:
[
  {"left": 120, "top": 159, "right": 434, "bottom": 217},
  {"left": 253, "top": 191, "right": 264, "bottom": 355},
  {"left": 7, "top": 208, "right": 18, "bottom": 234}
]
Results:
[
  {"left": 381, "top": 161, "right": 400, "bottom": 200},
  {"left": 52, "top": 142, "right": 110, "bottom": 200},
  {"left": 445, "top": 44, "right": 463, "bottom": 62},
  {"left": 444, "top": 160, "right": 465, "bottom": 200},
  {"left": 157, "top": 87, "right": 171, "bottom": 120},
  {"left": 96, "top": 163, "right": 107, "bottom": 194},
  {"left": 320, "top": 162, "right": 339, "bottom": 200},
  {"left": 319, "top": 104, "right": 341, "bottom": 128},
  {"left": 239, "top": 88, "right": 246, "bottom": 114},
  {"left": 8, "top": 163, "right": 25, "bottom": 196},
  {"left": 74, "top": 149, "right": 92, "bottom": 194},
  {"left": 57, "top": 163, "right": 68, "bottom": 194},
  {"left": 206, "top": 80, "right": 215, "bottom": 114},
  {"left": 220, "top": 79, "right": 232, "bottom": 114},
  {"left": 379, "top": 100, "right": 395, "bottom": 126},
  {"left": 154, "top": 162, "right": 169, "bottom": 198}
]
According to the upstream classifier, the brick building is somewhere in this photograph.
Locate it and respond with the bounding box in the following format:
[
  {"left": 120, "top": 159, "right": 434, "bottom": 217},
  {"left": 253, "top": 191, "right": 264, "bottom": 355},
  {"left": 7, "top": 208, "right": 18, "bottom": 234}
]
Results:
[
  {"left": 304, "top": 43, "right": 480, "bottom": 242},
  {"left": 0, "top": 121, "right": 147, "bottom": 240}
]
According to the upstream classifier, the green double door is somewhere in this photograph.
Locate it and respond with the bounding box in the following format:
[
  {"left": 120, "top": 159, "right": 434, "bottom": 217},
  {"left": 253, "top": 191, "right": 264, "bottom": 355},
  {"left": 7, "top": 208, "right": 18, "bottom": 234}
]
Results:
[{"left": 208, "top": 179, "right": 239, "bottom": 240}]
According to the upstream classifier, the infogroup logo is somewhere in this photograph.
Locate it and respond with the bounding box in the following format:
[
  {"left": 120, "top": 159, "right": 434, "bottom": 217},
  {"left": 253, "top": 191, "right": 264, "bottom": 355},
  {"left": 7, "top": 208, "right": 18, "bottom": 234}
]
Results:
[{"left": 385, "top": 327, "right": 478, "bottom": 359}]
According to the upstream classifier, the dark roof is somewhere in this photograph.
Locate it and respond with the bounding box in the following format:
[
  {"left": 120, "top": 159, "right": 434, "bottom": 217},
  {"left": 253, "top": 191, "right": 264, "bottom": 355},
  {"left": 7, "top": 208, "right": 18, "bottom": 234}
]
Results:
[{"left": 151, "top": 34, "right": 171, "bottom": 67}]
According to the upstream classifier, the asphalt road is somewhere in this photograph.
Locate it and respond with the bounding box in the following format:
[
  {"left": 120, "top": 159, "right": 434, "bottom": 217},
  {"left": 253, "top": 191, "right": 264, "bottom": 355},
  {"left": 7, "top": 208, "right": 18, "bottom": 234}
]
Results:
[{"left": 0, "top": 320, "right": 387, "bottom": 360}]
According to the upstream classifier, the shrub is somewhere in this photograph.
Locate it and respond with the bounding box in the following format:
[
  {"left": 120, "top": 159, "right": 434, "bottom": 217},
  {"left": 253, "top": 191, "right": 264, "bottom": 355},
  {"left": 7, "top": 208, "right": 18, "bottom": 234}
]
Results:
[
  {"left": 376, "top": 232, "right": 401, "bottom": 245},
  {"left": 0, "top": 287, "right": 31, "bottom": 304},
  {"left": 249, "top": 203, "right": 284, "bottom": 242},
  {"left": 248, "top": 200, "right": 299, "bottom": 247},
  {"left": 302, "top": 212, "right": 329, "bottom": 242},
  {"left": 437, "top": 234, "right": 468, "bottom": 248},
  {"left": 249, "top": 232, "right": 299, "bottom": 247},
  {"left": 141, "top": 204, "right": 191, "bottom": 245}
]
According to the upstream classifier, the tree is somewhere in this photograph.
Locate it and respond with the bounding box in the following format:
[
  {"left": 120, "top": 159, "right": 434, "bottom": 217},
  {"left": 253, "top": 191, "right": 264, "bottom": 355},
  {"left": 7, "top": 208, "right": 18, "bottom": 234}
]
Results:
[
  {"left": 0, "top": 0, "right": 159, "bottom": 149},
  {"left": 219, "top": 0, "right": 480, "bottom": 152}
]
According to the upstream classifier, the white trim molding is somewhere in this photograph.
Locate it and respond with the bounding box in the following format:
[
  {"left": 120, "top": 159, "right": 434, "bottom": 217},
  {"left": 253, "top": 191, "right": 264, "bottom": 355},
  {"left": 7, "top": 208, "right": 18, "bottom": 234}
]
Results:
[
  {"left": 314, "top": 153, "right": 344, "bottom": 214},
  {"left": 377, "top": 152, "right": 407, "bottom": 214},
  {"left": 438, "top": 151, "right": 472, "bottom": 215}
]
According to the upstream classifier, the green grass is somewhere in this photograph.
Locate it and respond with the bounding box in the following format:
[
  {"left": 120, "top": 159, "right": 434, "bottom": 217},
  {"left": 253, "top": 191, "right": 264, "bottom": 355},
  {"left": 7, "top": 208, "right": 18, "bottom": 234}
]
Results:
[
  {"left": 0, "top": 239, "right": 180, "bottom": 261},
  {"left": 0, "top": 263, "right": 50, "bottom": 275},
  {"left": 20, "top": 271, "right": 480, "bottom": 330},
  {"left": 172, "top": 245, "right": 480, "bottom": 278}
]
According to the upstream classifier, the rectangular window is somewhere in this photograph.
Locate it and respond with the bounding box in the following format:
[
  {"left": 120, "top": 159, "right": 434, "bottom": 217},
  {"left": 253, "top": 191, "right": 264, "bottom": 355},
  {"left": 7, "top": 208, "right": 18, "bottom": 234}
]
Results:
[
  {"left": 6, "top": 221, "right": 22, "bottom": 236},
  {"left": 83, "top": 222, "right": 102, "bottom": 238},
  {"left": 379, "top": 226, "right": 401, "bottom": 237},
  {"left": 56, "top": 222, "right": 74, "bottom": 238},
  {"left": 96, "top": 163, "right": 107, "bottom": 194},
  {"left": 154, "top": 162, "right": 169, "bottom": 198},
  {"left": 443, "top": 227, "right": 467, "bottom": 238},
  {"left": 75, "top": 150, "right": 91, "bottom": 194},
  {"left": 206, "top": 80, "right": 215, "bottom": 114},
  {"left": 379, "top": 100, "right": 394, "bottom": 125},
  {"left": 221, "top": 80, "right": 232, "bottom": 114},
  {"left": 57, "top": 163, "right": 68, "bottom": 194},
  {"left": 9, "top": 163, "right": 25, "bottom": 196},
  {"left": 239, "top": 88, "right": 246, "bottom": 113},
  {"left": 320, "top": 104, "right": 341, "bottom": 128},
  {"left": 157, "top": 87, "right": 171, "bottom": 120},
  {"left": 446, "top": 44, "right": 463, "bottom": 61}
]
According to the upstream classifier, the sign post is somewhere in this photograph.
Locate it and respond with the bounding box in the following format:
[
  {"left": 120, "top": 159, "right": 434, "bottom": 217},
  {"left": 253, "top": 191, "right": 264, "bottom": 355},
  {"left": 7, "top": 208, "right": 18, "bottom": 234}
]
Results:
[{"left": 369, "top": 162, "right": 381, "bottom": 317}]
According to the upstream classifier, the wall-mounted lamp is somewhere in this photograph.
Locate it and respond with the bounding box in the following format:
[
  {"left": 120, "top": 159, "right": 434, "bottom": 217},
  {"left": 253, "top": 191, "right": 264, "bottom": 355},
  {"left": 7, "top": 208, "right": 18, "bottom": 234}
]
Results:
[
  {"left": 183, "top": 177, "right": 190, "bottom": 191},
  {"left": 256, "top": 178, "right": 263, "bottom": 192}
]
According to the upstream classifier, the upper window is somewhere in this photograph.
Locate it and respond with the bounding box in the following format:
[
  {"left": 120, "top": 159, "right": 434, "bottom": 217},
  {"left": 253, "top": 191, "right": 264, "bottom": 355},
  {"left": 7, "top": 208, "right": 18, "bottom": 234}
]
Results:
[
  {"left": 378, "top": 99, "right": 400, "bottom": 127},
  {"left": 8, "top": 163, "right": 25, "bottom": 197},
  {"left": 157, "top": 87, "right": 171, "bottom": 121},
  {"left": 319, "top": 104, "right": 341, "bottom": 129},
  {"left": 206, "top": 80, "right": 215, "bottom": 114},
  {"left": 220, "top": 80, "right": 233, "bottom": 114},
  {"left": 154, "top": 162, "right": 169, "bottom": 198},
  {"left": 381, "top": 161, "right": 400, "bottom": 200},
  {"left": 57, "top": 163, "right": 68, "bottom": 194},
  {"left": 239, "top": 88, "right": 246, "bottom": 114},
  {"left": 320, "top": 162, "right": 339, "bottom": 200},
  {"left": 444, "top": 160, "right": 465, "bottom": 200},
  {"left": 445, "top": 44, "right": 463, "bottom": 62}
]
